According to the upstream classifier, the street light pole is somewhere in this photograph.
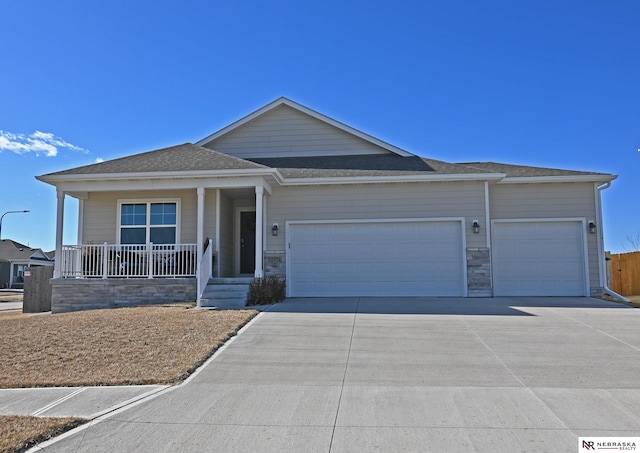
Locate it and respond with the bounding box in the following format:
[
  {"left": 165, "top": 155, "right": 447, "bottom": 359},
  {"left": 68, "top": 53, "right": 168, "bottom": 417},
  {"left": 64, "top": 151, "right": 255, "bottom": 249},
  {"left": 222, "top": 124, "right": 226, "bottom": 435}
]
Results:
[{"left": 0, "top": 210, "right": 30, "bottom": 241}]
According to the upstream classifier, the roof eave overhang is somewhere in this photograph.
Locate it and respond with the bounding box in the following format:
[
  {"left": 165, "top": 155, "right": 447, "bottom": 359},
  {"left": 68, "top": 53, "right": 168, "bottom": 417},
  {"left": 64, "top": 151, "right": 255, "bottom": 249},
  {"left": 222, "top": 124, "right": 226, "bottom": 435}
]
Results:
[
  {"left": 4, "top": 258, "right": 47, "bottom": 264},
  {"left": 36, "top": 168, "right": 279, "bottom": 185},
  {"left": 277, "top": 173, "right": 506, "bottom": 186},
  {"left": 37, "top": 170, "right": 505, "bottom": 191},
  {"left": 497, "top": 174, "right": 618, "bottom": 184}
]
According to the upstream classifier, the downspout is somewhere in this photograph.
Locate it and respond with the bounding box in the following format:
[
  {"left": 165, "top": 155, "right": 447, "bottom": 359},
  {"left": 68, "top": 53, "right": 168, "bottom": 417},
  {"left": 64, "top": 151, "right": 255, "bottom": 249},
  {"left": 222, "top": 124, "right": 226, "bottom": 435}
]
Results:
[{"left": 595, "top": 182, "right": 630, "bottom": 303}]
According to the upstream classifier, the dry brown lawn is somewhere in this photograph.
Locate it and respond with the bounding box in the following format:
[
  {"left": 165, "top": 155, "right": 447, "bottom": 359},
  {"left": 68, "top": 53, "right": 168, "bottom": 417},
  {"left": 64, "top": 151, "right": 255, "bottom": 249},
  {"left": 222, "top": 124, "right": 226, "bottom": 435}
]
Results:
[
  {"left": 0, "top": 311, "right": 28, "bottom": 321},
  {"left": 0, "top": 304, "right": 258, "bottom": 388},
  {"left": 0, "top": 415, "right": 85, "bottom": 453},
  {"left": 0, "top": 304, "right": 257, "bottom": 452}
]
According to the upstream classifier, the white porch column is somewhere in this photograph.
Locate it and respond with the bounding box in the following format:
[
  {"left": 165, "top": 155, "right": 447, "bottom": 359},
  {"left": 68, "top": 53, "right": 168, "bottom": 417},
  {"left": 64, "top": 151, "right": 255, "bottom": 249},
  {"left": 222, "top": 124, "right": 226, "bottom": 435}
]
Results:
[
  {"left": 254, "top": 186, "right": 264, "bottom": 278},
  {"left": 53, "top": 188, "right": 65, "bottom": 278},
  {"left": 9, "top": 263, "right": 14, "bottom": 288},
  {"left": 77, "top": 199, "right": 84, "bottom": 245},
  {"left": 215, "top": 189, "right": 221, "bottom": 277},
  {"left": 197, "top": 187, "right": 205, "bottom": 257}
]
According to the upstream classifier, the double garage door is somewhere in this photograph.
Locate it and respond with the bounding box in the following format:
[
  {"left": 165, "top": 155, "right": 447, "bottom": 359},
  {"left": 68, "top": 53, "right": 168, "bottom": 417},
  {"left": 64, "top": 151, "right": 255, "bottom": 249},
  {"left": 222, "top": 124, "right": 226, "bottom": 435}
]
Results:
[
  {"left": 492, "top": 221, "right": 588, "bottom": 296},
  {"left": 288, "top": 220, "right": 466, "bottom": 297},
  {"left": 288, "top": 219, "right": 590, "bottom": 297}
]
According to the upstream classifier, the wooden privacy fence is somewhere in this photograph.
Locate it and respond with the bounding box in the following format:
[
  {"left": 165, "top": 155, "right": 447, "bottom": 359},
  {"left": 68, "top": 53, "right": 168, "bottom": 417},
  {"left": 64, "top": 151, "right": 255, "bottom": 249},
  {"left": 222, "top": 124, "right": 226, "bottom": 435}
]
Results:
[
  {"left": 23, "top": 266, "right": 53, "bottom": 313},
  {"left": 609, "top": 251, "right": 640, "bottom": 296}
]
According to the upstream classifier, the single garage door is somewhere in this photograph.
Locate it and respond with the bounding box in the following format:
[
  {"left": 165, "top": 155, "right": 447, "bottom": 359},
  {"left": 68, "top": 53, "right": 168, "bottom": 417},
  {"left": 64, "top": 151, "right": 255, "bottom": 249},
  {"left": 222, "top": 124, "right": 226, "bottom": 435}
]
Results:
[
  {"left": 288, "top": 220, "right": 465, "bottom": 297},
  {"left": 492, "top": 221, "right": 587, "bottom": 296}
]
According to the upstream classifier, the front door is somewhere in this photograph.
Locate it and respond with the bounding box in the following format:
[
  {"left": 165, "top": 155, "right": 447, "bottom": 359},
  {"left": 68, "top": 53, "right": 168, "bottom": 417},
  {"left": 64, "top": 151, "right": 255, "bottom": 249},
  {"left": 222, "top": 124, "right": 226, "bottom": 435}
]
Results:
[{"left": 240, "top": 211, "right": 256, "bottom": 274}]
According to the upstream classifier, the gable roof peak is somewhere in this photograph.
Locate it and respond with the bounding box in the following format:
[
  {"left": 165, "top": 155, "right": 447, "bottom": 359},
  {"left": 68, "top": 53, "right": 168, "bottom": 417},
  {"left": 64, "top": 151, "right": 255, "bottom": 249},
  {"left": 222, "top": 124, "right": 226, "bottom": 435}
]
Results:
[{"left": 196, "top": 97, "right": 414, "bottom": 158}]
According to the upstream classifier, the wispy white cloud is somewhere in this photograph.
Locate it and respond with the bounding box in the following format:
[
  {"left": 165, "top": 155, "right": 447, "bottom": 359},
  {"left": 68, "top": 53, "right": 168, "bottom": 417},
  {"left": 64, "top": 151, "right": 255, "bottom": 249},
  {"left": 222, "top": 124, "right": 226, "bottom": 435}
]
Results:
[
  {"left": 95, "top": 157, "right": 104, "bottom": 163},
  {"left": 0, "top": 130, "right": 88, "bottom": 157}
]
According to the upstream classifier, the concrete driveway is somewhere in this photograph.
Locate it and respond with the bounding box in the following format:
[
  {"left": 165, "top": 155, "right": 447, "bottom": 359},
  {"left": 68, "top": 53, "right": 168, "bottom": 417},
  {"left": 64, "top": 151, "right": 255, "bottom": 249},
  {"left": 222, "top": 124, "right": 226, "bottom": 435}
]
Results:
[
  {"left": 0, "top": 289, "right": 23, "bottom": 312},
  {"left": 36, "top": 297, "right": 640, "bottom": 452}
]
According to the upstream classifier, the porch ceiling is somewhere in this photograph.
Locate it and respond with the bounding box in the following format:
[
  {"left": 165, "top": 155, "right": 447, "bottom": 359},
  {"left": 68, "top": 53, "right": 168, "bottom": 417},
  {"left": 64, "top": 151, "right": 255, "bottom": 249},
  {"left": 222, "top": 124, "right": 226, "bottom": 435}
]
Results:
[{"left": 221, "top": 187, "right": 258, "bottom": 200}]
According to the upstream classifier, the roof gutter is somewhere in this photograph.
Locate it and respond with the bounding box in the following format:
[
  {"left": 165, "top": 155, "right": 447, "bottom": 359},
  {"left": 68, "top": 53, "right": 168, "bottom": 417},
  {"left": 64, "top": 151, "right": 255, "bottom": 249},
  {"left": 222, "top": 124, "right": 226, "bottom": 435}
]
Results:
[
  {"left": 36, "top": 168, "right": 280, "bottom": 185},
  {"left": 498, "top": 175, "right": 617, "bottom": 184},
  {"left": 276, "top": 173, "right": 506, "bottom": 186},
  {"left": 595, "top": 181, "right": 630, "bottom": 303},
  {"left": 37, "top": 170, "right": 506, "bottom": 187}
]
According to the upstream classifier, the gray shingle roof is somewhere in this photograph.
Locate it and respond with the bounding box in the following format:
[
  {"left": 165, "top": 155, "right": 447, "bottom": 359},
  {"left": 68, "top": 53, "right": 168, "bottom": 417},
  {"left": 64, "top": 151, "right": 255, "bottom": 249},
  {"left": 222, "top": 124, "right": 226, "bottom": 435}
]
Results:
[
  {"left": 40, "top": 142, "right": 612, "bottom": 181},
  {"left": 459, "top": 162, "right": 610, "bottom": 177},
  {"left": 0, "top": 240, "right": 50, "bottom": 262},
  {"left": 247, "top": 155, "right": 495, "bottom": 178},
  {"left": 43, "top": 143, "right": 267, "bottom": 176}
]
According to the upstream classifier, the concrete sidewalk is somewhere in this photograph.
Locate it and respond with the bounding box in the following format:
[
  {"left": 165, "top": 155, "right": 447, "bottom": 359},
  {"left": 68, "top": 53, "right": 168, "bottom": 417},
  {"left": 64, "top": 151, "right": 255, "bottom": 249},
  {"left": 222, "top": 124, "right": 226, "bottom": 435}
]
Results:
[
  {"left": 0, "top": 301, "right": 23, "bottom": 311},
  {"left": 0, "top": 385, "right": 168, "bottom": 419},
  {"left": 13, "top": 297, "right": 640, "bottom": 452}
]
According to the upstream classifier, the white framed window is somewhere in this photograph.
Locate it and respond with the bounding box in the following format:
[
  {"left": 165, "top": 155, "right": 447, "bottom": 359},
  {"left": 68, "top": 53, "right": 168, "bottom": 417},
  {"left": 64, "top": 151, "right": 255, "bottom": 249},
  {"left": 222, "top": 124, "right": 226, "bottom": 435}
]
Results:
[{"left": 117, "top": 199, "right": 180, "bottom": 245}]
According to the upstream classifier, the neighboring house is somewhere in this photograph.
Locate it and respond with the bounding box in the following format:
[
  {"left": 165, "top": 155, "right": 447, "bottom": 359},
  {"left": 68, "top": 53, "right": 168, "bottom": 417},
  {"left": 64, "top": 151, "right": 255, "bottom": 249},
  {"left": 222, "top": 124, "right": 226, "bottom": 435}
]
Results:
[
  {"left": 0, "top": 239, "right": 54, "bottom": 289},
  {"left": 37, "top": 97, "right": 617, "bottom": 312}
]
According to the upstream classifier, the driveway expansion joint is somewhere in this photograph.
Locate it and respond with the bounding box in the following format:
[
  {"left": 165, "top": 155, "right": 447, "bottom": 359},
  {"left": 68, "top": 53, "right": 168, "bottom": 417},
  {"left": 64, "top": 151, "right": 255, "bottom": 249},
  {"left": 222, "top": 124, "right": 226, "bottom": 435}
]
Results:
[
  {"left": 30, "top": 387, "right": 87, "bottom": 416},
  {"left": 328, "top": 297, "right": 360, "bottom": 453}
]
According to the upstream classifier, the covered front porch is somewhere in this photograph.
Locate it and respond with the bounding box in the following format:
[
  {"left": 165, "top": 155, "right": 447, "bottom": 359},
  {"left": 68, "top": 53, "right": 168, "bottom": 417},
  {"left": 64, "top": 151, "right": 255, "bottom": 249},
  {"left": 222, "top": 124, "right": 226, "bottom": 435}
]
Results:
[{"left": 51, "top": 179, "right": 275, "bottom": 310}]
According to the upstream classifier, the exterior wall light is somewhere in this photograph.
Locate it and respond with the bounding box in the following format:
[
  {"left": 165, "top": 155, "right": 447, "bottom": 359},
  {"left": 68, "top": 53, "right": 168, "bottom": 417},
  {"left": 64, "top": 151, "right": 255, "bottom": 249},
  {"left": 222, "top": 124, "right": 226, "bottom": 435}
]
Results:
[
  {"left": 472, "top": 220, "right": 480, "bottom": 234},
  {"left": 272, "top": 224, "right": 279, "bottom": 236},
  {"left": 588, "top": 221, "right": 596, "bottom": 234}
]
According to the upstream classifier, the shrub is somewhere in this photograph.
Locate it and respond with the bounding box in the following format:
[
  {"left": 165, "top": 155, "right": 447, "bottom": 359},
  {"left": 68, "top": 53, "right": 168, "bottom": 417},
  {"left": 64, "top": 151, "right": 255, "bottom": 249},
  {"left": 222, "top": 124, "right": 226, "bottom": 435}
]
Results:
[{"left": 248, "top": 276, "right": 286, "bottom": 305}]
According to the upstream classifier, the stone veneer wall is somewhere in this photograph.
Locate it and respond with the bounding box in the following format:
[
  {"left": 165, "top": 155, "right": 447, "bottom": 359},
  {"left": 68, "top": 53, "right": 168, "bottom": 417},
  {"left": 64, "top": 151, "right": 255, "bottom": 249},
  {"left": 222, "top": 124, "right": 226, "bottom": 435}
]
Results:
[
  {"left": 466, "top": 248, "right": 492, "bottom": 297},
  {"left": 264, "top": 251, "right": 286, "bottom": 277},
  {"left": 51, "top": 278, "right": 197, "bottom": 313}
]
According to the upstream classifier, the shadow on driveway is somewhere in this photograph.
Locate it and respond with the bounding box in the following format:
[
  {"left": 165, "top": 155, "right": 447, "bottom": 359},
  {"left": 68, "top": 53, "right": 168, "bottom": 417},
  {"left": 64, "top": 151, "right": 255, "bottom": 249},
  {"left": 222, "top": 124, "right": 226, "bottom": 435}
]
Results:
[{"left": 266, "top": 296, "right": 631, "bottom": 316}]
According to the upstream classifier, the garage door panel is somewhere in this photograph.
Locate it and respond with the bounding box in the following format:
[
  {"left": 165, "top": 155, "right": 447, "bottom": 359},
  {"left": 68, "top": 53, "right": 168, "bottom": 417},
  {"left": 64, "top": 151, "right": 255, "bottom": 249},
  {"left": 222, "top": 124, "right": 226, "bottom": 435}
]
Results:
[
  {"left": 493, "top": 221, "right": 586, "bottom": 296},
  {"left": 289, "top": 221, "right": 465, "bottom": 297}
]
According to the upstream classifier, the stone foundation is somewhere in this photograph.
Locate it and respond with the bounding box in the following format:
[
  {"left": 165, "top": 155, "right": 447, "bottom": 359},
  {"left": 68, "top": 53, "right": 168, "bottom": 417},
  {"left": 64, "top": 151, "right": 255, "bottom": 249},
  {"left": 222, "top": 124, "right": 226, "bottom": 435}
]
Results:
[
  {"left": 467, "top": 248, "right": 492, "bottom": 297},
  {"left": 264, "top": 251, "right": 286, "bottom": 277},
  {"left": 51, "top": 278, "right": 197, "bottom": 313}
]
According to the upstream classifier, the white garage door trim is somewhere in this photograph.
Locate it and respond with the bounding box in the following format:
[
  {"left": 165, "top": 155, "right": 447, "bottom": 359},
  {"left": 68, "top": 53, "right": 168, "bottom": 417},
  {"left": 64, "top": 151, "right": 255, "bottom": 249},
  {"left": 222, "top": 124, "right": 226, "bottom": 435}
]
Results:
[
  {"left": 286, "top": 218, "right": 467, "bottom": 297},
  {"left": 491, "top": 218, "right": 590, "bottom": 296}
]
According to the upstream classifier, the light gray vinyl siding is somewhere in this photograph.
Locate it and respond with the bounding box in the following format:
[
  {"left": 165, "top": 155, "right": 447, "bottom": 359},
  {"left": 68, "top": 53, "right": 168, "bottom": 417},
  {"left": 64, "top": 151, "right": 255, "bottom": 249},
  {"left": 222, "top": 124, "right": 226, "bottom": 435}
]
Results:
[
  {"left": 180, "top": 191, "right": 197, "bottom": 243},
  {"left": 205, "top": 105, "right": 390, "bottom": 158},
  {"left": 489, "top": 183, "right": 596, "bottom": 219},
  {"left": 489, "top": 182, "right": 599, "bottom": 290},
  {"left": 82, "top": 192, "right": 118, "bottom": 244},
  {"left": 218, "top": 191, "right": 234, "bottom": 277},
  {"left": 265, "top": 181, "right": 487, "bottom": 250},
  {"left": 81, "top": 190, "right": 204, "bottom": 245}
]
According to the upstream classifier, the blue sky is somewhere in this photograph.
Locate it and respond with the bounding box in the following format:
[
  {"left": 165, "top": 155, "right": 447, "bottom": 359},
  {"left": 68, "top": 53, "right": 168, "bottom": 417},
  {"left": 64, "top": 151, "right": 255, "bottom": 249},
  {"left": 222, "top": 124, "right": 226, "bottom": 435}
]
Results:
[{"left": 1, "top": 0, "right": 638, "bottom": 252}]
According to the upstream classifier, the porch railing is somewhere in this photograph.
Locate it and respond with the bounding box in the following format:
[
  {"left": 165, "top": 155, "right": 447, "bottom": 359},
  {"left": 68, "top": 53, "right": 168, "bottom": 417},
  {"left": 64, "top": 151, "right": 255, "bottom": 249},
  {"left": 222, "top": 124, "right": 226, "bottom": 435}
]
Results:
[
  {"left": 197, "top": 239, "right": 213, "bottom": 306},
  {"left": 60, "top": 243, "right": 198, "bottom": 279}
]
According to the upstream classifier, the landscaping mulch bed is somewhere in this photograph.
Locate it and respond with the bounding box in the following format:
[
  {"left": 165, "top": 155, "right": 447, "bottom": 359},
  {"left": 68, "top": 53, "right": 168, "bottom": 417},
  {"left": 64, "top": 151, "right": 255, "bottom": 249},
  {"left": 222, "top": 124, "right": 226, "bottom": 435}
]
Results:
[
  {"left": 0, "top": 304, "right": 258, "bottom": 388},
  {"left": 0, "top": 415, "right": 85, "bottom": 453}
]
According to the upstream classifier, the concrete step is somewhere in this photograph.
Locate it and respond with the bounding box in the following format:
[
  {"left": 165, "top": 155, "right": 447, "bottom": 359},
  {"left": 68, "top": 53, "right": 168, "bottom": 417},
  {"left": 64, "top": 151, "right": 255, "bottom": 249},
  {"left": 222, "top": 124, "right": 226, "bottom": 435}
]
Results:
[
  {"left": 205, "top": 284, "right": 250, "bottom": 293},
  {"left": 202, "top": 291, "right": 248, "bottom": 301},
  {"left": 209, "top": 277, "right": 254, "bottom": 284},
  {"left": 201, "top": 278, "right": 253, "bottom": 308},
  {"left": 200, "top": 297, "right": 248, "bottom": 309}
]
